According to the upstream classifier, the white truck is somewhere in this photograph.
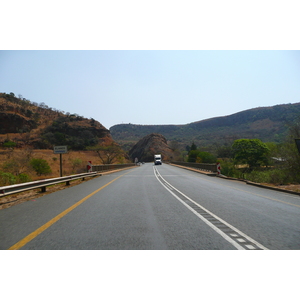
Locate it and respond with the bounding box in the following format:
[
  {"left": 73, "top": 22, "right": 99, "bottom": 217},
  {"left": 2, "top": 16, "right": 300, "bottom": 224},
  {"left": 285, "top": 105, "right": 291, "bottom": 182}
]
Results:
[{"left": 154, "top": 154, "right": 162, "bottom": 165}]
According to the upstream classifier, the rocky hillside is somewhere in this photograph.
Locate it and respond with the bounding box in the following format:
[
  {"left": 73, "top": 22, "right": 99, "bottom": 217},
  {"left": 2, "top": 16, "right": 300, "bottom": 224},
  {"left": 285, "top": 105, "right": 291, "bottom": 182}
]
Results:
[
  {"left": 128, "top": 133, "right": 174, "bottom": 162},
  {"left": 0, "top": 92, "right": 113, "bottom": 150},
  {"left": 111, "top": 102, "right": 300, "bottom": 149}
]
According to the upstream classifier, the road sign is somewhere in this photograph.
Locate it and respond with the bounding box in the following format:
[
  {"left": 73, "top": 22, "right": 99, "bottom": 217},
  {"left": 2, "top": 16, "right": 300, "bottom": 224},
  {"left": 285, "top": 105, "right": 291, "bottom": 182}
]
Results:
[
  {"left": 54, "top": 146, "right": 68, "bottom": 177},
  {"left": 87, "top": 161, "right": 92, "bottom": 172},
  {"left": 217, "top": 163, "right": 221, "bottom": 175},
  {"left": 54, "top": 146, "right": 68, "bottom": 154}
]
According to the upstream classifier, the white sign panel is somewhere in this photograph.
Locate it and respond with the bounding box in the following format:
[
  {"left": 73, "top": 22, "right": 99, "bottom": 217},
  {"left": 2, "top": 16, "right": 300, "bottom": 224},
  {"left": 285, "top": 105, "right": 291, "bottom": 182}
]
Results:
[{"left": 53, "top": 146, "right": 68, "bottom": 154}]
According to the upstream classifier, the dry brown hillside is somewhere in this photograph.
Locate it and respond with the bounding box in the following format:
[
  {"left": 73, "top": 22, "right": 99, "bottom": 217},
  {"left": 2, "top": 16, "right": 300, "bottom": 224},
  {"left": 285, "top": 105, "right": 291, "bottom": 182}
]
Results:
[
  {"left": 0, "top": 92, "right": 113, "bottom": 150},
  {"left": 0, "top": 93, "right": 129, "bottom": 186}
]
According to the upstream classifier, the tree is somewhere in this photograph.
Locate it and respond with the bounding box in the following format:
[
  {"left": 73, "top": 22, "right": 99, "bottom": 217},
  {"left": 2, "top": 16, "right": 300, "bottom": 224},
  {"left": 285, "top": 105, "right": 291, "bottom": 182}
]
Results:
[
  {"left": 87, "top": 143, "right": 123, "bottom": 164},
  {"left": 196, "top": 151, "right": 216, "bottom": 163},
  {"left": 232, "top": 139, "right": 269, "bottom": 169},
  {"left": 188, "top": 150, "right": 216, "bottom": 163},
  {"left": 190, "top": 142, "right": 197, "bottom": 151},
  {"left": 275, "top": 119, "right": 300, "bottom": 182},
  {"left": 187, "top": 150, "right": 198, "bottom": 162},
  {"left": 187, "top": 142, "right": 198, "bottom": 162},
  {"left": 216, "top": 144, "right": 233, "bottom": 159},
  {"left": 30, "top": 158, "right": 52, "bottom": 176}
]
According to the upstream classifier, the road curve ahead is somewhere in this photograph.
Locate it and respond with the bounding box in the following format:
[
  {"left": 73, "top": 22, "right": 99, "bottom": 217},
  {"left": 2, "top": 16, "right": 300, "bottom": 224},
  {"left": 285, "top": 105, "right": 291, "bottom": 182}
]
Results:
[{"left": 1, "top": 163, "right": 299, "bottom": 250}]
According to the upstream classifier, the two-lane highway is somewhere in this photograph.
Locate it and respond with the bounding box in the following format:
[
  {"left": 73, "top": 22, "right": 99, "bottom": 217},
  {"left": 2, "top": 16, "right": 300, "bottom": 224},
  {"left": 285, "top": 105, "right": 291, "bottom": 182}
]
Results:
[{"left": 1, "top": 163, "right": 299, "bottom": 249}]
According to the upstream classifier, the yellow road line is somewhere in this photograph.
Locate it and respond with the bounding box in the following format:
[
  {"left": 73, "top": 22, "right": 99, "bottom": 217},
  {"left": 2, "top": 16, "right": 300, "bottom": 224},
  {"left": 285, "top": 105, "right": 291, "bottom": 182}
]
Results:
[{"left": 8, "top": 173, "right": 128, "bottom": 250}]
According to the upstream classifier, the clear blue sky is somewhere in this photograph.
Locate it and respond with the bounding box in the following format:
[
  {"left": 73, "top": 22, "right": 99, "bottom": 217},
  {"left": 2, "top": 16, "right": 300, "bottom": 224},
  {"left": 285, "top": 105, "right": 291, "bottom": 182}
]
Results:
[
  {"left": 1, "top": 50, "right": 299, "bottom": 129},
  {"left": 1, "top": 2, "right": 300, "bottom": 130}
]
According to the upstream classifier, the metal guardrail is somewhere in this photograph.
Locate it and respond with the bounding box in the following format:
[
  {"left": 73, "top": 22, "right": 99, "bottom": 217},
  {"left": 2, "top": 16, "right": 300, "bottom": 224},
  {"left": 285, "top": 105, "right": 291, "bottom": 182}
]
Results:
[
  {"left": 0, "top": 172, "right": 99, "bottom": 197},
  {"left": 170, "top": 161, "right": 218, "bottom": 173},
  {"left": 0, "top": 163, "right": 137, "bottom": 197}
]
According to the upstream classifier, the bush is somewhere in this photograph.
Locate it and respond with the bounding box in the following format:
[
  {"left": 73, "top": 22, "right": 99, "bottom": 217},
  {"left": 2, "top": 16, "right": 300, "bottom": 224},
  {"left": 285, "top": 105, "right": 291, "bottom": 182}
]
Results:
[
  {"left": 196, "top": 151, "right": 216, "bottom": 163},
  {"left": 188, "top": 150, "right": 216, "bottom": 163},
  {"left": 218, "top": 160, "right": 243, "bottom": 178},
  {"left": 17, "top": 173, "right": 32, "bottom": 183},
  {"left": 3, "top": 140, "right": 17, "bottom": 148},
  {"left": 243, "top": 170, "right": 271, "bottom": 183},
  {"left": 268, "top": 169, "right": 289, "bottom": 185},
  {"left": 0, "top": 171, "right": 16, "bottom": 186},
  {"left": 71, "top": 158, "right": 82, "bottom": 173},
  {"left": 30, "top": 158, "right": 52, "bottom": 176},
  {"left": 242, "top": 168, "right": 291, "bottom": 185}
]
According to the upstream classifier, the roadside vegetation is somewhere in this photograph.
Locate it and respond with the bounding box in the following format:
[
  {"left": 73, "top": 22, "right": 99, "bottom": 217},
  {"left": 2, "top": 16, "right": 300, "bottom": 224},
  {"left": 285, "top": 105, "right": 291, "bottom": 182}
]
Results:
[
  {"left": 0, "top": 93, "right": 130, "bottom": 187},
  {"left": 184, "top": 120, "right": 300, "bottom": 187},
  {"left": 0, "top": 148, "right": 113, "bottom": 186},
  {"left": 1, "top": 92, "right": 300, "bottom": 190}
]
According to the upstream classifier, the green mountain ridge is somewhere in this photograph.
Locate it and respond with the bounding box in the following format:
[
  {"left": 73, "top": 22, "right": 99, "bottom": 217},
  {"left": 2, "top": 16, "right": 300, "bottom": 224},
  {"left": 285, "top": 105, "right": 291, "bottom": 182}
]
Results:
[{"left": 110, "top": 102, "right": 300, "bottom": 150}]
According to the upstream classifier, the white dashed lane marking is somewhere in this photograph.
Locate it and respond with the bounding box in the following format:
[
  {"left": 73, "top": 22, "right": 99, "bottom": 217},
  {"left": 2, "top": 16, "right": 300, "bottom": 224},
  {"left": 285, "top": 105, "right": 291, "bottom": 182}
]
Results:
[{"left": 154, "top": 166, "right": 269, "bottom": 250}]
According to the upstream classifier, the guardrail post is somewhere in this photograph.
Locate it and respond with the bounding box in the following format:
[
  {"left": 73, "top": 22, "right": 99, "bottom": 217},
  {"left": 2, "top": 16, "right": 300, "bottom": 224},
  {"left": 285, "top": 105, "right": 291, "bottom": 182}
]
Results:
[{"left": 41, "top": 186, "right": 46, "bottom": 193}]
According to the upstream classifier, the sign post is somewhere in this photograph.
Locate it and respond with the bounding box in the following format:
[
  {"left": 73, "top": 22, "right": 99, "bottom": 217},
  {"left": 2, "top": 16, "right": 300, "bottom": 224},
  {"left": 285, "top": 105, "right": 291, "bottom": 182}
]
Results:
[{"left": 53, "top": 146, "right": 68, "bottom": 177}]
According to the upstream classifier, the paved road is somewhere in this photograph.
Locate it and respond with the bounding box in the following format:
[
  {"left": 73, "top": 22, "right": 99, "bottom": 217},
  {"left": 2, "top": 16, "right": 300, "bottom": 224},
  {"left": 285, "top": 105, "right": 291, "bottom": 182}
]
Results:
[{"left": 1, "top": 163, "right": 299, "bottom": 250}]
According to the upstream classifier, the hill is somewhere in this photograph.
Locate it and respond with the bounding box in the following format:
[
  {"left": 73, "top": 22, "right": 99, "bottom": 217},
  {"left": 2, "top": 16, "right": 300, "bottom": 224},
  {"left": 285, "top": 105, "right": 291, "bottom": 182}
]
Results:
[
  {"left": 110, "top": 102, "right": 300, "bottom": 150},
  {"left": 0, "top": 92, "right": 113, "bottom": 150},
  {"left": 128, "top": 133, "right": 174, "bottom": 162}
]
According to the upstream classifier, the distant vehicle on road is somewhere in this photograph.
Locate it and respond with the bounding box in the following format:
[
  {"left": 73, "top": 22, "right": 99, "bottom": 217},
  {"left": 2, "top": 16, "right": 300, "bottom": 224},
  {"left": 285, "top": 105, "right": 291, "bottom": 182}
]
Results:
[{"left": 154, "top": 154, "right": 162, "bottom": 165}]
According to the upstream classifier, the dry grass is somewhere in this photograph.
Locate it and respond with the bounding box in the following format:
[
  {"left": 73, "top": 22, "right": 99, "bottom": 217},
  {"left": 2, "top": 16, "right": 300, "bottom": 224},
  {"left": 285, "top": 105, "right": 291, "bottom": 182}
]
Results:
[
  {"left": 262, "top": 183, "right": 300, "bottom": 193},
  {"left": 0, "top": 149, "right": 106, "bottom": 180}
]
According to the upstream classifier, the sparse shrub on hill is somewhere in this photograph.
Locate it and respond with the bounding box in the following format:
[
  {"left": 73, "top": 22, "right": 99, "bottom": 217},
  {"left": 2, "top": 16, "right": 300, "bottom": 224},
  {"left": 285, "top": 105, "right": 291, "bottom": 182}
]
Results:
[
  {"left": 2, "top": 159, "right": 21, "bottom": 176},
  {"left": 70, "top": 158, "right": 83, "bottom": 173},
  {"left": 3, "top": 140, "right": 17, "bottom": 148},
  {"left": 30, "top": 158, "right": 52, "bottom": 176},
  {"left": 17, "top": 173, "right": 32, "bottom": 183},
  {"left": 0, "top": 171, "right": 16, "bottom": 185},
  {"left": 1, "top": 147, "right": 34, "bottom": 176},
  {"left": 0, "top": 171, "right": 31, "bottom": 186},
  {"left": 41, "top": 116, "right": 104, "bottom": 150}
]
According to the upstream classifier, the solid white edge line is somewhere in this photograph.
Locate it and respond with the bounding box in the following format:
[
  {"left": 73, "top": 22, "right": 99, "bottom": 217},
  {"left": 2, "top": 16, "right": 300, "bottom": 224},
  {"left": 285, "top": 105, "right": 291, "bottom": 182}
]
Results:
[
  {"left": 153, "top": 167, "right": 244, "bottom": 250},
  {"left": 154, "top": 166, "right": 269, "bottom": 250}
]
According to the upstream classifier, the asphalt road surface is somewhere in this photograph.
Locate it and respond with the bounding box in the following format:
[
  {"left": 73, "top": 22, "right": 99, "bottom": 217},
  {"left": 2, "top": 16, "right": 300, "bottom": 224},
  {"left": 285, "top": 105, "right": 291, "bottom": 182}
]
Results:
[{"left": 1, "top": 163, "right": 300, "bottom": 250}]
